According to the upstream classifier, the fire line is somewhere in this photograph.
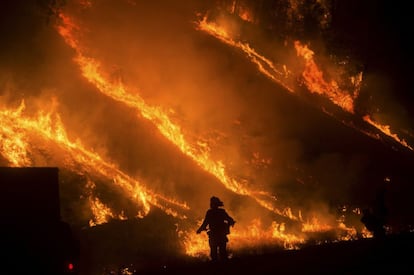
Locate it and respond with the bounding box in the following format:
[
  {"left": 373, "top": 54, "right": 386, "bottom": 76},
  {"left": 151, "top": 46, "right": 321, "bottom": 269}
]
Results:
[
  {"left": 0, "top": 100, "right": 188, "bottom": 219},
  {"left": 196, "top": 14, "right": 413, "bottom": 152},
  {"left": 56, "top": 12, "right": 301, "bottom": 221}
]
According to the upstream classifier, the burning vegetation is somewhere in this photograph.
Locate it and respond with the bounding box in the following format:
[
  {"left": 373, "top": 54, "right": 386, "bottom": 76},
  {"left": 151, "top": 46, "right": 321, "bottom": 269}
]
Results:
[{"left": 1, "top": 0, "right": 414, "bottom": 273}]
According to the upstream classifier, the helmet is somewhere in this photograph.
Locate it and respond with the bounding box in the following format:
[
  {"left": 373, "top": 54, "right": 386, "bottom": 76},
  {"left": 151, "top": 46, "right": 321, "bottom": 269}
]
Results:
[{"left": 210, "top": 196, "right": 224, "bottom": 208}]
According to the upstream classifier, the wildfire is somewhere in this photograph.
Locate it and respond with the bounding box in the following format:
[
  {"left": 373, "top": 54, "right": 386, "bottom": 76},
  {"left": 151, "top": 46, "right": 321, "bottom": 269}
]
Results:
[
  {"left": 196, "top": 15, "right": 362, "bottom": 114},
  {"left": 0, "top": 102, "right": 31, "bottom": 166},
  {"left": 56, "top": 12, "right": 305, "bottom": 221},
  {"left": 2, "top": 1, "right": 406, "bottom": 259},
  {"left": 183, "top": 218, "right": 307, "bottom": 257},
  {"left": 86, "top": 179, "right": 129, "bottom": 226},
  {"left": 182, "top": 230, "right": 210, "bottom": 258},
  {"left": 294, "top": 41, "right": 359, "bottom": 114},
  {"left": 363, "top": 115, "right": 413, "bottom": 151},
  {"left": 88, "top": 195, "right": 116, "bottom": 226},
  {"left": 0, "top": 100, "right": 188, "bottom": 221},
  {"left": 302, "top": 217, "right": 333, "bottom": 233},
  {"left": 47, "top": 4, "right": 388, "bottom": 257},
  {"left": 196, "top": 15, "right": 294, "bottom": 93},
  {"left": 196, "top": 11, "right": 413, "bottom": 153}
]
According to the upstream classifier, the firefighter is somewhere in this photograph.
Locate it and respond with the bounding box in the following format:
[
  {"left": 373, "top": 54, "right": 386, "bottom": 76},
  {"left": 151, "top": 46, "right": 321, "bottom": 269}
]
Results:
[{"left": 196, "top": 196, "right": 236, "bottom": 262}]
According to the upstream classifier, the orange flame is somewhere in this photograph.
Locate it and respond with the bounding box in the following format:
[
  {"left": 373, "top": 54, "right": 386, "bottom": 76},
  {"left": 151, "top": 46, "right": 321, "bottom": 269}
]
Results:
[
  {"left": 56, "top": 12, "right": 303, "bottom": 221},
  {"left": 43, "top": 5, "right": 388, "bottom": 257},
  {"left": 196, "top": 15, "right": 294, "bottom": 93},
  {"left": 0, "top": 101, "right": 32, "bottom": 166},
  {"left": 183, "top": 218, "right": 307, "bottom": 257},
  {"left": 294, "top": 41, "right": 359, "bottom": 113},
  {"left": 197, "top": 12, "right": 413, "bottom": 153},
  {"left": 0, "top": 100, "right": 188, "bottom": 220},
  {"left": 363, "top": 115, "right": 413, "bottom": 151}
]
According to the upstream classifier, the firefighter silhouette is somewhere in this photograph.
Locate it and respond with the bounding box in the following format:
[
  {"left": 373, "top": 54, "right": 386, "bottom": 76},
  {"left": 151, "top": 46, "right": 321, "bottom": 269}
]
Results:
[{"left": 196, "top": 196, "right": 235, "bottom": 262}]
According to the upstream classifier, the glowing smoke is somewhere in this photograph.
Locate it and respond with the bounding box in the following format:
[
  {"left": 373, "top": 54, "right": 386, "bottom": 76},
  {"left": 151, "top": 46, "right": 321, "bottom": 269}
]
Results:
[{"left": 1, "top": 0, "right": 414, "bottom": 262}]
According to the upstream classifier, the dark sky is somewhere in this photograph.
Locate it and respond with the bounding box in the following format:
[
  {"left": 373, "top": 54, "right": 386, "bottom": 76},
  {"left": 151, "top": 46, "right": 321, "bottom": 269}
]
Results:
[{"left": 332, "top": 0, "right": 413, "bottom": 104}]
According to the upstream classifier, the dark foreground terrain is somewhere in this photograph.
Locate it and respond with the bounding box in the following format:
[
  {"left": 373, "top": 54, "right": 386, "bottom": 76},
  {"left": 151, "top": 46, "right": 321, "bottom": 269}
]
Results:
[{"left": 95, "top": 231, "right": 413, "bottom": 275}]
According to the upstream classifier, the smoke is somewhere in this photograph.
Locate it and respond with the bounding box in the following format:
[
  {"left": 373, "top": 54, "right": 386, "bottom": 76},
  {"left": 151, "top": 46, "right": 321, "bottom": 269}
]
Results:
[{"left": 2, "top": 1, "right": 414, "bottom": 266}]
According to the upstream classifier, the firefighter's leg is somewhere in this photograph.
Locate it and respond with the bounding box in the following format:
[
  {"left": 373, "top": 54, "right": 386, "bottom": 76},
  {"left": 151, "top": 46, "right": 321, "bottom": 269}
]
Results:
[
  {"left": 218, "top": 242, "right": 228, "bottom": 261},
  {"left": 209, "top": 238, "right": 218, "bottom": 262}
]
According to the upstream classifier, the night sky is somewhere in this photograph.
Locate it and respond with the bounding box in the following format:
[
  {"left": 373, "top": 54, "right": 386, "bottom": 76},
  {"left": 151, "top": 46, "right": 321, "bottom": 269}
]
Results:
[{"left": 332, "top": 0, "right": 413, "bottom": 111}]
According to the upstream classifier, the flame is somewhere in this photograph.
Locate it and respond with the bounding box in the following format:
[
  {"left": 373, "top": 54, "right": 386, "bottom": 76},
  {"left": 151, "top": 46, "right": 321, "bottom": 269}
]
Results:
[
  {"left": 182, "top": 212, "right": 360, "bottom": 256},
  {"left": 363, "top": 115, "right": 413, "bottom": 151},
  {"left": 0, "top": 102, "right": 31, "bottom": 166},
  {"left": 1, "top": 2, "right": 408, "bottom": 264},
  {"left": 302, "top": 217, "right": 333, "bottom": 233},
  {"left": 86, "top": 179, "right": 128, "bottom": 226},
  {"left": 196, "top": 12, "right": 413, "bottom": 153},
  {"left": 3, "top": 2, "right": 403, "bottom": 259},
  {"left": 0, "top": 100, "right": 365, "bottom": 256},
  {"left": 337, "top": 222, "right": 358, "bottom": 241},
  {"left": 196, "top": 15, "right": 362, "bottom": 114},
  {"left": 56, "top": 12, "right": 305, "bottom": 221},
  {"left": 182, "top": 231, "right": 210, "bottom": 258},
  {"left": 228, "top": 219, "right": 306, "bottom": 250},
  {"left": 294, "top": 41, "right": 358, "bottom": 113},
  {"left": 196, "top": 15, "right": 294, "bottom": 93},
  {"left": 0, "top": 100, "right": 188, "bottom": 220},
  {"left": 53, "top": 6, "right": 382, "bottom": 257},
  {"left": 183, "top": 218, "right": 306, "bottom": 257},
  {"left": 88, "top": 196, "right": 115, "bottom": 226}
]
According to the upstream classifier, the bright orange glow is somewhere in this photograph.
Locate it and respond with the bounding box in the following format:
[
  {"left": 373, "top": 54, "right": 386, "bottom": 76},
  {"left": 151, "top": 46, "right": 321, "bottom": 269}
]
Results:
[
  {"left": 56, "top": 12, "right": 304, "bottom": 221},
  {"left": 182, "top": 213, "right": 357, "bottom": 256},
  {"left": 0, "top": 100, "right": 188, "bottom": 221},
  {"left": 294, "top": 41, "right": 359, "bottom": 113},
  {"left": 196, "top": 12, "right": 413, "bottom": 153},
  {"left": 196, "top": 16, "right": 363, "bottom": 115},
  {"left": 302, "top": 217, "right": 333, "bottom": 233},
  {"left": 86, "top": 179, "right": 129, "bottom": 226},
  {"left": 184, "top": 218, "right": 307, "bottom": 257},
  {"left": 2, "top": 1, "right": 411, "bottom": 264},
  {"left": 0, "top": 102, "right": 31, "bottom": 166},
  {"left": 196, "top": 15, "right": 295, "bottom": 93},
  {"left": 363, "top": 115, "right": 413, "bottom": 151},
  {"left": 0, "top": 100, "right": 366, "bottom": 257},
  {"left": 49, "top": 7, "right": 383, "bottom": 257}
]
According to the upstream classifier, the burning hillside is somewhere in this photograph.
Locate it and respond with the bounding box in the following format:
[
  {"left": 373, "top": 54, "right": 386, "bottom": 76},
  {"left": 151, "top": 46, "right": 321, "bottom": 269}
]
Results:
[{"left": 1, "top": 0, "right": 414, "bottom": 273}]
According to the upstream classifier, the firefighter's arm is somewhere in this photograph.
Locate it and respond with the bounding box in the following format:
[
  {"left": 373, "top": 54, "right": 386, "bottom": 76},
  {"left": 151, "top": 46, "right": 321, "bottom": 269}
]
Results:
[
  {"left": 226, "top": 211, "right": 236, "bottom": 227},
  {"left": 196, "top": 216, "right": 208, "bottom": 234},
  {"left": 196, "top": 223, "right": 207, "bottom": 234}
]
